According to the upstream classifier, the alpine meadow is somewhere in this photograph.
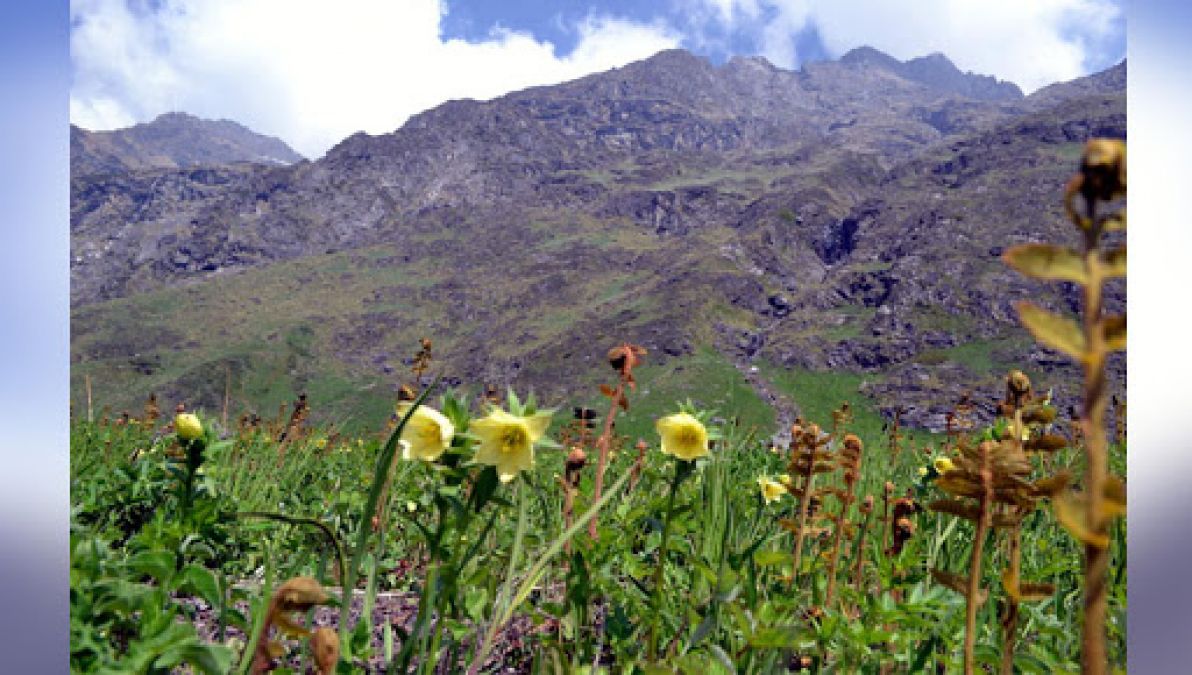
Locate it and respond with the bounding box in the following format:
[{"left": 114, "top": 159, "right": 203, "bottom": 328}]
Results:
[{"left": 69, "top": 45, "right": 1126, "bottom": 673}]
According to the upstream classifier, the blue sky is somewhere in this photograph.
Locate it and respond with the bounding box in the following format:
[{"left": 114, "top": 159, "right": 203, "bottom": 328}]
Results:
[{"left": 69, "top": 0, "right": 1127, "bottom": 159}]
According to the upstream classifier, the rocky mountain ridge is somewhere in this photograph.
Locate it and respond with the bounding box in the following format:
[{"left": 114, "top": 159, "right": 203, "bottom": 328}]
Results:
[
  {"left": 70, "top": 47, "right": 1125, "bottom": 435},
  {"left": 71, "top": 112, "right": 303, "bottom": 178}
]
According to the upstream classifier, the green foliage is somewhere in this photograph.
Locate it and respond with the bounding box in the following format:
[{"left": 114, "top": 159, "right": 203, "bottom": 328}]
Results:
[{"left": 70, "top": 353, "right": 1126, "bottom": 675}]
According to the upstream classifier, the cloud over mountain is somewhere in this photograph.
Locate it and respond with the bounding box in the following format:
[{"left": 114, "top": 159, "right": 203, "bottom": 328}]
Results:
[
  {"left": 70, "top": 0, "right": 680, "bottom": 158},
  {"left": 681, "top": 0, "right": 1123, "bottom": 93}
]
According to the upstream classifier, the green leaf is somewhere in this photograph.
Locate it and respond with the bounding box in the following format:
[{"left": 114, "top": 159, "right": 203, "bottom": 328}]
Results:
[
  {"left": 748, "top": 626, "right": 799, "bottom": 649},
  {"left": 175, "top": 565, "right": 221, "bottom": 607},
  {"left": 153, "top": 638, "right": 234, "bottom": 674},
  {"left": 1016, "top": 302, "right": 1087, "bottom": 360},
  {"left": 1003, "top": 243, "right": 1087, "bottom": 284},
  {"left": 205, "top": 440, "right": 233, "bottom": 454},
  {"left": 124, "top": 551, "right": 175, "bottom": 584},
  {"left": 688, "top": 611, "right": 718, "bottom": 649},
  {"left": 753, "top": 550, "right": 789, "bottom": 567}
]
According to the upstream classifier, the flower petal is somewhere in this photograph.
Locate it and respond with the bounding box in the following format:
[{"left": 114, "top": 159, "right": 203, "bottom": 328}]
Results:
[{"left": 525, "top": 411, "right": 554, "bottom": 441}]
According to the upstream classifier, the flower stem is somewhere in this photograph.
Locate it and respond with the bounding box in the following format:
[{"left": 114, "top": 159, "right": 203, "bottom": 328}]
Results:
[
  {"left": 789, "top": 441, "right": 816, "bottom": 588},
  {"left": 647, "top": 459, "right": 685, "bottom": 662},
  {"left": 1000, "top": 516, "right": 1022, "bottom": 675},
  {"left": 963, "top": 444, "right": 993, "bottom": 675},
  {"left": 340, "top": 383, "right": 437, "bottom": 658},
  {"left": 589, "top": 379, "right": 626, "bottom": 539},
  {"left": 1080, "top": 209, "right": 1109, "bottom": 675}
]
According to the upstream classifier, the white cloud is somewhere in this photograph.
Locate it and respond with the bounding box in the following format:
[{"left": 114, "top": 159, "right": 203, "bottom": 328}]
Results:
[
  {"left": 687, "top": 0, "right": 1122, "bottom": 92},
  {"left": 70, "top": 0, "right": 681, "bottom": 158}
]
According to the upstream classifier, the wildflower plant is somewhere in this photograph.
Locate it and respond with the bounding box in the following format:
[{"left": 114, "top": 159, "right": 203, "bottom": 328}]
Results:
[
  {"left": 589, "top": 342, "right": 647, "bottom": 538},
  {"left": 823, "top": 433, "right": 864, "bottom": 607},
  {"left": 645, "top": 405, "right": 715, "bottom": 661},
  {"left": 1001, "top": 138, "right": 1126, "bottom": 674},
  {"left": 926, "top": 374, "right": 1071, "bottom": 675},
  {"left": 782, "top": 421, "right": 836, "bottom": 586}
]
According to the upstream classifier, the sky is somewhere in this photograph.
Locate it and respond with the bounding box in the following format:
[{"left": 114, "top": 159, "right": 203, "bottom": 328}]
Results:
[{"left": 69, "top": 0, "right": 1127, "bottom": 159}]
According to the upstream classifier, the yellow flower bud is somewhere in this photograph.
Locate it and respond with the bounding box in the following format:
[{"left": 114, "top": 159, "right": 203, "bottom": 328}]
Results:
[
  {"left": 933, "top": 457, "right": 957, "bottom": 474},
  {"left": 395, "top": 403, "right": 455, "bottom": 462},
  {"left": 174, "top": 412, "right": 203, "bottom": 441}
]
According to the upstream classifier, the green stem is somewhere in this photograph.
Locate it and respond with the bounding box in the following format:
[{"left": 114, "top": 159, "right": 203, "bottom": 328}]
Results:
[
  {"left": 236, "top": 512, "right": 348, "bottom": 592},
  {"left": 340, "top": 382, "right": 438, "bottom": 656},
  {"left": 467, "top": 467, "right": 633, "bottom": 675},
  {"left": 647, "top": 459, "right": 686, "bottom": 663},
  {"left": 238, "top": 544, "right": 273, "bottom": 675}
]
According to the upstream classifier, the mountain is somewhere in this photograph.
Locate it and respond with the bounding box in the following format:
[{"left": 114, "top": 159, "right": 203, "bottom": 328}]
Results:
[
  {"left": 70, "top": 112, "right": 304, "bottom": 177},
  {"left": 839, "top": 47, "right": 1024, "bottom": 101},
  {"left": 69, "top": 48, "right": 1125, "bottom": 437},
  {"left": 1026, "top": 60, "right": 1126, "bottom": 110}
]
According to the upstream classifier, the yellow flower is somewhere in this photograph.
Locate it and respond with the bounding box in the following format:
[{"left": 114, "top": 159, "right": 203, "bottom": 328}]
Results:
[
  {"left": 933, "top": 457, "right": 957, "bottom": 474},
  {"left": 471, "top": 408, "right": 553, "bottom": 483},
  {"left": 396, "top": 403, "right": 455, "bottom": 462},
  {"left": 757, "top": 476, "right": 788, "bottom": 504},
  {"left": 656, "top": 412, "right": 709, "bottom": 461},
  {"left": 778, "top": 473, "right": 792, "bottom": 487},
  {"left": 174, "top": 412, "right": 203, "bottom": 441},
  {"left": 918, "top": 466, "right": 929, "bottom": 478}
]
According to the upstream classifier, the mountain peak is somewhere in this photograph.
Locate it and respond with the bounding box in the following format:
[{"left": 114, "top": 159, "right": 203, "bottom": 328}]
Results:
[
  {"left": 623, "top": 48, "right": 715, "bottom": 78},
  {"left": 71, "top": 112, "right": 305, "bottom": 177},
  {"left": 839, "top": 46, "right": 901, "bottom": 69},
  {"left": 725, "top": 54, "right": 779, "bottom": 72},
  {"left": 151, "top": 111, "right": 202, "bottom": 124},
  {"left": 838, "top": 46, "right": 1022, "bottom": 101}
]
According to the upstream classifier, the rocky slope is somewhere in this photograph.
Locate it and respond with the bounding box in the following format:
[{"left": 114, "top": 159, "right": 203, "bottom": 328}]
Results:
[
  {"left": 71, "top": 112, "right": 303, "bottom": 177},
  {"left": 69, "top": 48, "right": 1125, "bottom": 435}
]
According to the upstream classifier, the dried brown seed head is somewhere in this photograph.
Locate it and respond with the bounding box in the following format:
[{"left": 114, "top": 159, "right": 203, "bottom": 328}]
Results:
[
  {"left": 842, "top": 434, "right": 863, "bottom": 452},
  {"left": 1007, "top": 370, "right": 1032, "bottom": 399},
  {"left": 861, "top": 495, "right": 875, "bottom": 513},
  {"left": 884, "top": 480, "right": 895, "bottom": 495},
  {"left": 606, "top": 343, "right": 646, "bottom": 372},
  {"left": 1080, "top": 138, "right": 1126, "bottom": 201},
  {"left": 566, "top": 446, "right": 587, "bottom": 472},
  {"left": 310, "top": 627, "right": 340, "bottom": 674},
  {"left": 273, "top": 576, "right": 329, "bottom": 612}
]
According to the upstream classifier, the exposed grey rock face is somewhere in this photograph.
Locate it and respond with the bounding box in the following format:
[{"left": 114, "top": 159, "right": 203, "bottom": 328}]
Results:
[
  {"left": 840, "top": 47, "right": 1024, "bottom": 101},
  {"left": 71, "top": 112, "right": 304, "bottom": 178},
  {"left": 1026, "top": 60, "right": 1126, "bottom": 110},
  {"left": 69, "top": 47, "right": 1125, "bottom": 429}
]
